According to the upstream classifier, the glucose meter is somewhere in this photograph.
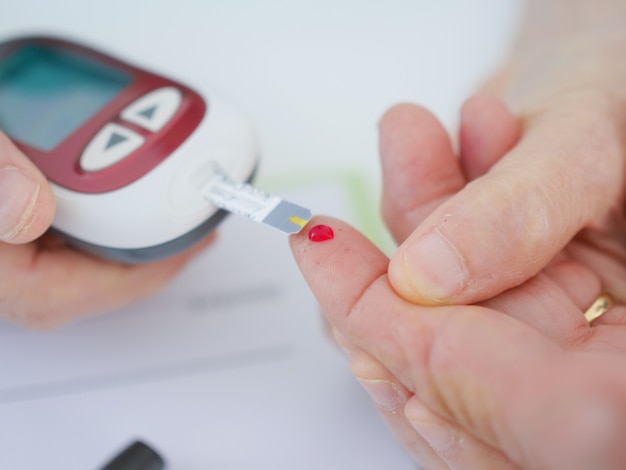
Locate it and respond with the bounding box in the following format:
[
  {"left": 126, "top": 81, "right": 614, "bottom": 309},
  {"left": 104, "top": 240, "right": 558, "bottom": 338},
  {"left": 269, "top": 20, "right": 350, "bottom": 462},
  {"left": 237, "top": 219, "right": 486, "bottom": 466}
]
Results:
[{"left": 0, "top": 35, "right": 258, "bottom": 263}]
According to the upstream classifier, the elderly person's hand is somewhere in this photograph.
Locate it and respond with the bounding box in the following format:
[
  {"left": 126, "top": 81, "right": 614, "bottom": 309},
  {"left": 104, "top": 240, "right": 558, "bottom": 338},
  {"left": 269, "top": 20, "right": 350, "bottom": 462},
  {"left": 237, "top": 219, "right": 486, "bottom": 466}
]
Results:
[
  {"left": 291, "top": 209, "right": 626, "bottom": 469},
  {"left": 0, "top": 131, "right": 210, "bottom": 328},
  {"left": 386, "top": 0, "right": 626, "bottom": 309},
  {"left": 289, "top": 2, "right": 626, "bottom": 460}
]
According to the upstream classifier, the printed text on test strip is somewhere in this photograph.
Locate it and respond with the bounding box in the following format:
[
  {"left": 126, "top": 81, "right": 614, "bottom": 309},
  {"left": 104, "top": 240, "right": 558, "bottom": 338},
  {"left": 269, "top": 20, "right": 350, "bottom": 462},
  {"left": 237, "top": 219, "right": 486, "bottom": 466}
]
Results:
[{"left": 201, "top": 169, "right": 312, "bottom": 234}]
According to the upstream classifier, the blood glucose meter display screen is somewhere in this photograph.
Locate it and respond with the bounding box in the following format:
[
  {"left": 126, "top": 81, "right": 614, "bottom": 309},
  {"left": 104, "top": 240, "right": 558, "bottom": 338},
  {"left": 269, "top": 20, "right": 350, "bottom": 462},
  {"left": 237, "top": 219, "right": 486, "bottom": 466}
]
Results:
[{"left": 0, "top": 45, "right": 131, "bottom": 151}]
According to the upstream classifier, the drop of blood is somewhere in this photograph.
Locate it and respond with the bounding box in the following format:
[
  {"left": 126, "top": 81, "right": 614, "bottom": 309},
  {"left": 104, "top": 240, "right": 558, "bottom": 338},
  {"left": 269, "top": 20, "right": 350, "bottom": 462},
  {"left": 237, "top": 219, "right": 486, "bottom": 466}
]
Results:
[{"left": 308, "top": 224, "right": 334, "bottom": 242}]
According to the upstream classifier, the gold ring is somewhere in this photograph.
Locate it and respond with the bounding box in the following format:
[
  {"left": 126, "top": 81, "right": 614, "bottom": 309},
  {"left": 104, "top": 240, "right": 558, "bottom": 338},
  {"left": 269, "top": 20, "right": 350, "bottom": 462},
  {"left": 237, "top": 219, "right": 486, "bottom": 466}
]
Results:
[{"left": 584, "top": 293, "right": 614, "bottom": 324}]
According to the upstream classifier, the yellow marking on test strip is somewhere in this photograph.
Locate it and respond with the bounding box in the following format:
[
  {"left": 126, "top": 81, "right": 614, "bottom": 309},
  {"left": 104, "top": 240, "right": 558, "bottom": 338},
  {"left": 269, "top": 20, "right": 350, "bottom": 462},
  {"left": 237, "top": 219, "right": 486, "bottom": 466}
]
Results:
[{"left": 289, "top": 215, "right": 309, "bottom": 227}]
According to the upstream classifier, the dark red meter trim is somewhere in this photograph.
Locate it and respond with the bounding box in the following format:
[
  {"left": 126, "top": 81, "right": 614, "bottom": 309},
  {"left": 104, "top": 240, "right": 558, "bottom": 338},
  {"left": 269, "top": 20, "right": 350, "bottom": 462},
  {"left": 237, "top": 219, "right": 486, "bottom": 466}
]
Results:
[{"left": 0, "top": 36, "right": 206, "bottom": 194}]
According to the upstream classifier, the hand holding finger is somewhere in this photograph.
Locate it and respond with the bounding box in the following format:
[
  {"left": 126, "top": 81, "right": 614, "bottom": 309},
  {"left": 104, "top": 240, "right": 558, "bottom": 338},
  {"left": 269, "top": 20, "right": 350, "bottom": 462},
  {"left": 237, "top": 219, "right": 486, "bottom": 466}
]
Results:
[
  {"left": 379, "top": 95, "right": 520, "bottom": 245},
  {"left": 290, "top": 215, "right": 626, "bottom": 469},
  {"left": 388, "top": 98, "right": 624, "bottom": 305},
  {"left": 350, "top": 351, "right": 449, "bottom": 470}
]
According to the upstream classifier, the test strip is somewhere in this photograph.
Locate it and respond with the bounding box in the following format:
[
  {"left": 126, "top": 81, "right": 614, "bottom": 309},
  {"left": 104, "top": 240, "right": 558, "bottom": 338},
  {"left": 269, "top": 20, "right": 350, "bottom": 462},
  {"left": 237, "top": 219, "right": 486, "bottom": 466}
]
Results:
[{"left": 201, "top": 169, "right": 312, "bottom": 234}]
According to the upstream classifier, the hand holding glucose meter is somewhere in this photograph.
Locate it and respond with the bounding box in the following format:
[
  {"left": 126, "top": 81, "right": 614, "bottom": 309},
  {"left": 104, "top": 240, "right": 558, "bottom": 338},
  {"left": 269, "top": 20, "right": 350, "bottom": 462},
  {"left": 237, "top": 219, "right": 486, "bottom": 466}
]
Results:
[{"left": 0, "top": 35, "right": 260, "bottom": 263}]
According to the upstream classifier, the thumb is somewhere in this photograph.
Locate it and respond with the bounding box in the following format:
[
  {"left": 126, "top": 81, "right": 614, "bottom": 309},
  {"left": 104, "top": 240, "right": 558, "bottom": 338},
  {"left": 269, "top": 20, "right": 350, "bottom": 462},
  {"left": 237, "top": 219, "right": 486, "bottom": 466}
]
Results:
[
  {"left": 388, "top": 102, "right": 624, "bottom": 305},
  {"left": 0, "top": 132, "right": 55, "bottom": 243}
]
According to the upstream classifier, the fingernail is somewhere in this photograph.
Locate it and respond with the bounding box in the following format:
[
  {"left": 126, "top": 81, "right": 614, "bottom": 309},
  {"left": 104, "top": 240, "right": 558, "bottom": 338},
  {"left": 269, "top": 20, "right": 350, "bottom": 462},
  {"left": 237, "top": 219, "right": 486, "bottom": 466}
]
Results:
[
  {"left": 356, "top": 378, "right": 404, "bottom": 412},
  {"left": 405, "top": 399, "right": 455, "bottom": 453},
  {"left": 400, "top": 230, "right": 466, "bottom": 302},
  {"left": 0, "top": 166, "right": 39, "bottom": 242}
]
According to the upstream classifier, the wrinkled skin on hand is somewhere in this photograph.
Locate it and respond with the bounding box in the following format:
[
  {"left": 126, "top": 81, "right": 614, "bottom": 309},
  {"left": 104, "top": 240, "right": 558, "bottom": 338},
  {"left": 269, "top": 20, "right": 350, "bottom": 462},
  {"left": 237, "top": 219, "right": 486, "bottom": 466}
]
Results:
[{"left": 290, "top": 91, "right": 626, "bottom": 469}]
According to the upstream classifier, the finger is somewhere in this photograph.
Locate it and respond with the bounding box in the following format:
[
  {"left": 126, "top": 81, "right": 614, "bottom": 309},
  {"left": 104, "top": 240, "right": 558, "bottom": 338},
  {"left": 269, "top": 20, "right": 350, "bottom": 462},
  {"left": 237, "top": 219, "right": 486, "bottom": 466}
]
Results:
[
  {"left": 593, "top": 306, "right": 626, "bottom": 327},
  {"left": 379, "top": 96, "right": 520, "bottom": 245},
  {"left": 329, "top": 325, "right": 359, "bottom": 355},
  {"left": 388, "top": 102, "right": 624, "bottom": 305},
  {"left": 566, "top": 236, "right": 626, "bottom": 307},
  {"left": 290, "top": 217, "right": 390, "bottom": 326},
  {"left": 353, "top": 350, "right": 519, "bottom": 470},
  {"left": 379, "top": 103, "right": 465, "bottom": 243},
  {"left": 542, "top": 259, "right": 602, "bottom": 313},
  {"left": 477, "top": 258, "right": 626, "bottom": 346},
  {"left": 0, "top": 235, "right": 214, "bottom": 328},
  {"left": 535, "top": 259, "right": 626, "bottom": 328},
  {"left": 486, "top": 257, "right": 626, "bottom": 336},
  {"left": 478, "top": 271, "right": 590, "bottom": 345},
  {"left": 290, "top": 216, "right": 626, "bottom": 469},
  {"left": 290, "top": 226, "right": 447, "bottom": 469},
  {"left": 350, "top": 351, "right": 448, "bottom": 470},
  {"left": 404, "top": 396, "right": 519, "bottom": 470},
  {"left": 0, "top": 132, "right": 56, "bottom": 243},
  {"left": 459, "top": 93, "right": 521, "bottom": 180}
]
